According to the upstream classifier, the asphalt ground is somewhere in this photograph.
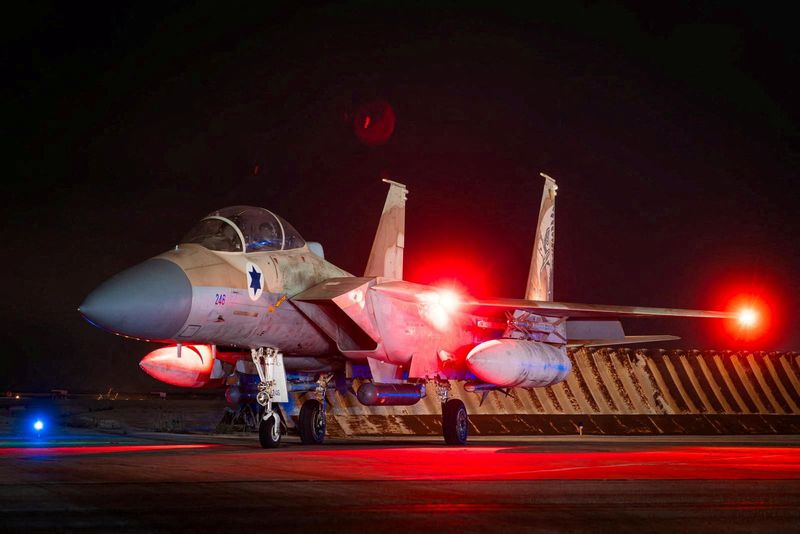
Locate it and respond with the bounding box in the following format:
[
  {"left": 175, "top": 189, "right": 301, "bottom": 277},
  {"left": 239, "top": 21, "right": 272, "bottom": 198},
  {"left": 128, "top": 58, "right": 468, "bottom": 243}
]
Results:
[{"left": 1, "top": 431, "right": 799, "bottom": 532}]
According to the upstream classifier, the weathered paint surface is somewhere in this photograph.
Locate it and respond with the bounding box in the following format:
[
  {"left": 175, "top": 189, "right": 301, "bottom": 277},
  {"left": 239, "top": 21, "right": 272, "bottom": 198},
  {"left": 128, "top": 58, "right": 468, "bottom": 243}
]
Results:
[
  {"left": 152, "top": 243, "right": 349, "bottom": 352},
  {"left": 285, "top": 348, "right": 800, "bottom": 435},
  {"left": 525, "top": 173, "right": 557, "bottom": 301},
  {"left": 364, "top": 179, "right": 406, "bottom": 280}
]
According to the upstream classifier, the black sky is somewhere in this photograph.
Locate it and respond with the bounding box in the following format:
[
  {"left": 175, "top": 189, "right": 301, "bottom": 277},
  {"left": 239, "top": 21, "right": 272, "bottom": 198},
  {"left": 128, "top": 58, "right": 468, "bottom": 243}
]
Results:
[{"left": 3, "top": 2, "right": 797, "bottom": 392}]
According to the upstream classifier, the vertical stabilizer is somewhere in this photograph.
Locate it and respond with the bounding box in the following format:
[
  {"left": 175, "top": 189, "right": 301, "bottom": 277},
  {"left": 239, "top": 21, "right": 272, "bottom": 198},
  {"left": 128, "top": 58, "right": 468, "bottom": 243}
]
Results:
[
  {"left": 525, "top": 173, "right": 557, "bottom": 301},
  {"left": 364, "top": 179, "right": 408, "bottom": 280}
]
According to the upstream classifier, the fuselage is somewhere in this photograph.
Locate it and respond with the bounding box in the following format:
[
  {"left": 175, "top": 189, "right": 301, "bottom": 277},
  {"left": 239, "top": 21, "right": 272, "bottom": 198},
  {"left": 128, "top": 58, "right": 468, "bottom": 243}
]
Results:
[
  {"left": 161, "top": 243, "right": 347, "bottom": 353},
  {"left": 79, "top": 203, "right": 570, "bottom": 388},
  {"left": 80, "top": 242, "right": 478, "bottom": 368}
]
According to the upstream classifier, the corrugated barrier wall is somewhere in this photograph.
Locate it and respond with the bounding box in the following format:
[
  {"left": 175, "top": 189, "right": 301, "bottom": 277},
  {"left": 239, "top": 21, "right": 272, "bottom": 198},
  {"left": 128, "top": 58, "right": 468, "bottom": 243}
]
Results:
[{"left": 309, "top": 349, "right": 800, "bottom": 435}]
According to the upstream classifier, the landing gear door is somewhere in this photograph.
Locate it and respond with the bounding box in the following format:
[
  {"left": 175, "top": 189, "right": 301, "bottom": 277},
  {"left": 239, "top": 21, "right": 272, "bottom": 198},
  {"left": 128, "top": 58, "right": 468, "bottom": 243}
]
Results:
[{"left": 271, "top": 354, "right": 288, "bottom": 403}]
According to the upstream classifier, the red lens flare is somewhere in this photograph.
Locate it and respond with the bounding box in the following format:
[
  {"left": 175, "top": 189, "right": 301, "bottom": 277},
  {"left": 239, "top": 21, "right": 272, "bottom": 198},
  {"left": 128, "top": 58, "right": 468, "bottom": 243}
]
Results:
[
  {"left": 417, "top": 288, "right": 463, "bottom": 330},
  {"left": 737, "top": 307, "right": 758, "bottom": 328},
  {"left": 722, "top": 293, "right": 771, "bottom": 343},
  {"left": 405, "top": 248, "right": 492, "bottom": 298},
  {"left": 703, "top": 268, "right": 785, "bottom": 348},
  {"left": 353, "top": 99, "right": 396, "bottom": 146}
]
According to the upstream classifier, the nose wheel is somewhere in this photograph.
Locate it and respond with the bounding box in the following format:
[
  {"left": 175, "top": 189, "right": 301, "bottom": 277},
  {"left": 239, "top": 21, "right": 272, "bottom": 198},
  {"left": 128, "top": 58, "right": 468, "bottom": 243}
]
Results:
[
  {"left": 259, "top": 412, "right": 282, "bottom": 448},
  {"left": 442, "top": 398, "right": 469, "bottom": 445},
  {"left": 299, "top": 399, "right": 326, "bottom": 445}
]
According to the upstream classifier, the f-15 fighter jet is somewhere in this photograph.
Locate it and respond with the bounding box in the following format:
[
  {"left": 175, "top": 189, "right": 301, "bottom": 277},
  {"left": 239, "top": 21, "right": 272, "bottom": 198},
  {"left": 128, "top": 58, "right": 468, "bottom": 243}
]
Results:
[{"left": 80, "top": 174, "right": 739, "bottom": 446}]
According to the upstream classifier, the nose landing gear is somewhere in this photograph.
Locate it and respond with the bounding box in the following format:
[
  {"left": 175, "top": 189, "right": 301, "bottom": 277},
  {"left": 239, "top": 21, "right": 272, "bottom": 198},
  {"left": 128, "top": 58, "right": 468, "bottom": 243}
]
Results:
[
  {"left": 251, "top": 347, "right": 288, "bottom": 449},
  {"left": 259, "top": 412, "right": 282, "bottom": 448}
]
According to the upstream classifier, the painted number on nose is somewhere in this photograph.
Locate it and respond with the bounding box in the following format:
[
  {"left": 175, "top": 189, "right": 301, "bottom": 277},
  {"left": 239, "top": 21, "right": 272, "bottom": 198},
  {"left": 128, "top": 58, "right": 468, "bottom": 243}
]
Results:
[{"left": 215, "top": 293, "right": 226, "bottom": 305}]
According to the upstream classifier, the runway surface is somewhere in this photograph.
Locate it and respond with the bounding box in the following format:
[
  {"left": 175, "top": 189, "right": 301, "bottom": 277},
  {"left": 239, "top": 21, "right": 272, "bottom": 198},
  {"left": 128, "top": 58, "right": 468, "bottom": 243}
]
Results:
[{"left": 1, "top": 432, "right": 799, "bottom": 532}]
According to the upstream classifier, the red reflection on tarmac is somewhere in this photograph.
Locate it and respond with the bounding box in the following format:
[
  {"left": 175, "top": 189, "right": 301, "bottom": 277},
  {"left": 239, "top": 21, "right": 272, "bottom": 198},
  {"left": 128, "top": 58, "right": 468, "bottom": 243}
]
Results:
[
  {"left": 284, "top": 446, "right": 800, "bottom": 480},
  {"left": 0, "top": 444, "right": 216, "bottom": 457}
]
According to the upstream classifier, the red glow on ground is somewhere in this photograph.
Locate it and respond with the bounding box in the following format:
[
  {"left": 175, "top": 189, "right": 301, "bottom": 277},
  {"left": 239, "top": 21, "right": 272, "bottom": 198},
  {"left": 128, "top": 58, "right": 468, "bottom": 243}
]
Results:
[
  {"left": 283, "top": 446, "right": 800, "bottom": 480},
  {"left": 0, "top": 444, "right": 216, "bottom": 457},
  {"left": 3, "top": 442, "right": 798, "bottom": 482}
]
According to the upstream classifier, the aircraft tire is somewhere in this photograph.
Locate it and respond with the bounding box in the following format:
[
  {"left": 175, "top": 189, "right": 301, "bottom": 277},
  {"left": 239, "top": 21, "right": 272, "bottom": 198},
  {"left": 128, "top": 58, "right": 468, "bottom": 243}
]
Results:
[
  {"left": 442, "top": 399, "right": 468, "bottom": 445},
  {"left": 259, "top": 413, "right": 281, "bottom": 449},
  {"left": 299, "top": 399, "right": 326, "bottom": 445}
]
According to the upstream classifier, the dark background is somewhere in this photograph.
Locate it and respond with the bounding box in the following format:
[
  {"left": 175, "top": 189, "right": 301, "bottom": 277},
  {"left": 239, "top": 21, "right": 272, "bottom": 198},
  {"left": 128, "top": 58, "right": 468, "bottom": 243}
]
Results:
[{"left": 3, "top": 2, "right": 797, "bottom": 392}]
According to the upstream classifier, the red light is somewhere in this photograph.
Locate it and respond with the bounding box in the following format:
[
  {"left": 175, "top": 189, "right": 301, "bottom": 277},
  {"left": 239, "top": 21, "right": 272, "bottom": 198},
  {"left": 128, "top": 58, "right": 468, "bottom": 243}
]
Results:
[
  {"left": 704, "top": 269, "right": 786, "bottom": 348},
  {"left": 417, "top": 290, "right": 461, "bottom": 330},
  {"left": 737, "top": 308, "right": 758, "bottom": 328},
  {"left": 722, "top": 293, "right": 771, "bottom": 343},
  {"left": 438, "top": 289, "right": 461, "bottom": 313},
  {"left": 405, "top": 248, "right": 491, "bottom": 297}
]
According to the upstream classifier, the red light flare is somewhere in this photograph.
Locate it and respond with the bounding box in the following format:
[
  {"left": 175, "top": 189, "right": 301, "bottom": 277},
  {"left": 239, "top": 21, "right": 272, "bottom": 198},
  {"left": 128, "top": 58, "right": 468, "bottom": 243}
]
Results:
[
  {"left": 353, "top": 99, "right": 396, "bottom": 146},
  {"left": 724, "top": 293, "right": 771, "bottom": 341},
  {"left": 405, "top": 248, "right": 493, "bottom": 298},
  {"left": 706, "top": 277, "right": 782, "bottom": 347}
]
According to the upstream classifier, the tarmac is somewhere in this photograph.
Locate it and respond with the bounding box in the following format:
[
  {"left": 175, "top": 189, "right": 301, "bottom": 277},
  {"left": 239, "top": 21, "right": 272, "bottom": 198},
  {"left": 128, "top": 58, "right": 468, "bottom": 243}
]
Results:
[{"left": 1, "top": 430, "right": 799, "bottom": 532}]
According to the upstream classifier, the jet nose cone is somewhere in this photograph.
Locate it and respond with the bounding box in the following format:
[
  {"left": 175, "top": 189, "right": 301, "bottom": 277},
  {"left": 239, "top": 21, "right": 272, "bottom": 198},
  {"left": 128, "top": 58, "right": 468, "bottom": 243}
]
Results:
[{"left": 79, "top": 259, "right": 192, "bottom": 341}]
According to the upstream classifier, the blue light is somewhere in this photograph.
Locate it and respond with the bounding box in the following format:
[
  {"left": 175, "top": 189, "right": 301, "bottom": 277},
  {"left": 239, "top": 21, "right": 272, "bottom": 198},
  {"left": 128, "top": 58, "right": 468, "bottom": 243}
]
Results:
[{"left": 33, "top": 420, "right": 44, "bottom": 431}]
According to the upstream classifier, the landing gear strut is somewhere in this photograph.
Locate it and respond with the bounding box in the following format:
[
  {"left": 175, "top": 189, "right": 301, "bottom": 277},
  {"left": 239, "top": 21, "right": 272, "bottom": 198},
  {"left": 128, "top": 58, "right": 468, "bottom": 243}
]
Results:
[
  {"left": 251, "top": 347, "right": 288, "bottom": 449},
  {"left": 442, "top": 398, "right": 469, "bottom": 445}
]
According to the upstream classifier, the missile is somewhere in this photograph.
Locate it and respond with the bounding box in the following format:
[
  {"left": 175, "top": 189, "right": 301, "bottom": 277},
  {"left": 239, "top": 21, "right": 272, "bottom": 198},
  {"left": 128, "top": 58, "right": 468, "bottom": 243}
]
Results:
[
  {"left": 357, "top": 383, "right": 426, "bottom": 406},
  {"left": 139, "top": 344, "right": 226, "bottom": 388},
  {"left": 466, "top": 339, "right": 572, "bottom": 388}
]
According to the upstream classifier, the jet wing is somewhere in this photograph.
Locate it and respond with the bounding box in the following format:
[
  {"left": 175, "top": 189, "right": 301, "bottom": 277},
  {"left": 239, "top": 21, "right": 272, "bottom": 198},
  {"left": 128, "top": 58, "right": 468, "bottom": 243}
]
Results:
[
  {"left": 566, "top": 335, "right": 680, "bottom": 348},
  {"left": 462, "top": 297, "right": 735, "bottom": 320}
]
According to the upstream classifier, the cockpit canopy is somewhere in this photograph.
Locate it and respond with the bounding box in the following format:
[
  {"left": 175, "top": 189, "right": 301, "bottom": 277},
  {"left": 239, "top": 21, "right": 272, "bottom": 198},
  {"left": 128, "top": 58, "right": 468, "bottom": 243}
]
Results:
[{"left": 182, "top": 206, "right": 306, "bottom": 253}]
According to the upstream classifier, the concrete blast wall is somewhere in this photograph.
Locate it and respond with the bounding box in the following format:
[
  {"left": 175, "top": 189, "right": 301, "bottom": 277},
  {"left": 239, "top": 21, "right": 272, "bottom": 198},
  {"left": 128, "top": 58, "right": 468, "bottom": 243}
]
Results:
[{"left": 310, "top": 349, "right": 800, "bottom": 436}]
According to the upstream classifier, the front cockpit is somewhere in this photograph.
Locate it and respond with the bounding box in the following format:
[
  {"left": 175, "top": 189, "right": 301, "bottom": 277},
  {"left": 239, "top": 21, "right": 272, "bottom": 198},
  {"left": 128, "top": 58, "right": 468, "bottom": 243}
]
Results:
[{"left": 182, "top": 206, "right": 306, "bottom": 253}]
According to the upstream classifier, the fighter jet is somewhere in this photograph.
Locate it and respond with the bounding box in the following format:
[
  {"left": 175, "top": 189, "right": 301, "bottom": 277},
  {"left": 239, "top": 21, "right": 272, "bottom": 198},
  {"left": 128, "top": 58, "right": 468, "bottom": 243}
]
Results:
[{"left": 80, "top": 175, "right": 739, "bottom": 447}]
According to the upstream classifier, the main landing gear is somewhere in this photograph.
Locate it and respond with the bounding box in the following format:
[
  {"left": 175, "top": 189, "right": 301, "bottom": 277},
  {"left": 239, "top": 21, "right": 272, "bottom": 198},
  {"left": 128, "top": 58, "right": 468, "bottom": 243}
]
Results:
[
  {"left": 298, "top": 375, "right": 330, "bottom": 445},
  {"left": 437, "top": 381, "right": 469, "bottom": 445},
  {"left": 299, "top": 399, "right": 326, "bottom": 444}
]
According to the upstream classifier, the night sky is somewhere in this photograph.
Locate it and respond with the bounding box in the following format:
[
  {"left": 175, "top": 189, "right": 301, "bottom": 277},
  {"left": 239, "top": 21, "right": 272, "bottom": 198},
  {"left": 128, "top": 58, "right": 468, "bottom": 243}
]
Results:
[{"left": 3, "top": 2, "right": 797, "bottom": 392}]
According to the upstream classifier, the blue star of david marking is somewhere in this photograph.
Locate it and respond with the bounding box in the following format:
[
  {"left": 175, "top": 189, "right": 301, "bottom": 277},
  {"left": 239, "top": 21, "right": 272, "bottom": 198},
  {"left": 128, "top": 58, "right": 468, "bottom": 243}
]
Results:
[{"left": 249, "top": 266, "right": 262, "bottom": 296}]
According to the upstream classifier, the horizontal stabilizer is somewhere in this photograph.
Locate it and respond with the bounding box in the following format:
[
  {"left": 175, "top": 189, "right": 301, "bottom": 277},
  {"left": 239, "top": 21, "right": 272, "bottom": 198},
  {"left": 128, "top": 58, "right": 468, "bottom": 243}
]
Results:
[{"left": 566, "top": 320, "right": 624, "bottom": 340}]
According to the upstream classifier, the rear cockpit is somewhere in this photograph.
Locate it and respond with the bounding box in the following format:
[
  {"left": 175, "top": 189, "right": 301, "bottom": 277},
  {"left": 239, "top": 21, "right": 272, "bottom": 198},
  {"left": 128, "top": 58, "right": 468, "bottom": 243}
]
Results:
[{"left": 182, "top": 206, "right": 306, "bottom": 253}]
